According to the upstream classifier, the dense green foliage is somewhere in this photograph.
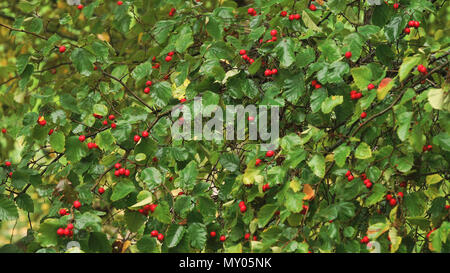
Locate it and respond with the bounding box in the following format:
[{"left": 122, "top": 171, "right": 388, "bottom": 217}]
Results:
[{"left": 0, "top": 0, "right": 449, "bottom": 253}]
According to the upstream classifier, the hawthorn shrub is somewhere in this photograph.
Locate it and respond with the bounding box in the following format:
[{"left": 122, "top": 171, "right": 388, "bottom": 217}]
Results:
[{"left": 0, "top": 0, "right": 449, "bottom": 253}]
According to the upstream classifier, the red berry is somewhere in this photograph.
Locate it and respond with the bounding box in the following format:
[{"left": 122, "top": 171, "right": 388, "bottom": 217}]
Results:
[
  {"left": 117, "top": 1, "right": 123, "bottom": 5},
  {"left": 67, "top": 223, "right": 74, "bottom": 230},
  {"left": 280, "top": 11, "right": 287, "bottom": 17},
  {"left": 111, "top": 123, "right": 117, "bottom": 129},
  {"left": 289, "top": 14, "right": 295, "bottom": 21},
  {"left": 315, "top": 84, "right": 322, "bottom": 89},
  {"left": 309, "top": 4, "right": 317, "bottom": 11},
  {"left": 368, "top": 84, "right": 375, "bottom": 90},
  {"left": 361, "top": 236, "right": 369, "bottom": 244},
  {"left": 79, "top": 135, "right": 86, "bottom": 142},
  {"left": 48, "top": 129, "right": 54, "bottom": 135},
  {"left": 119, "top": 168, "right": 125, "bottom": 175},
  {"left": 400, "top": 181, "right": 407, "bottom": 187},
  {"left": 1, "top": 128, "right": 6, "bottom": 134},
  {"left": 102, "top": 120, "right": 108, "bottom": 126},
  {"left": 311, "top": 80, "right": 317, "bottom": 86},
  {"left": 239, "top": 49, "right": 246, "bottom": 55},
  {"left": 404, "top": 27, "right": 410, "bottom": 34},
  {"left": 219, "top": 235, "right": 226, "bottom": 242},
  {"left": 413, "top": 21, "right": 420, "bottom": 28},
  {"left": 59, "top": 208, "right": 67, "bottom": 216},
  {"left": 270, "top": 29, "right": 277, "bottom": 36},
  {"left": 134, "top": 135, "right": 141, "bottom": 142},
  {"left": 244, "top": 233, "right": 251, "bottom": 240},
  {"left": 240, "top": 205, "right": 247, "bottom": 213},
  {"left": 57, "top": 228, "right": 65, "bottom": 236},
  {"left": 142, "top": 131, "right": 149, "bottom": 138},
  {"left": 59, "top": 46, "right": 66, "bottom": 53},
  {"left": 266, "top": 150, "right": 274, "bottom": 157},
  {"left": 151, "top": 230, "right": 158, "bottom": 237},
  {"left": 167, "top": 51, "right": 175, "bottom": 57},
  {"left": 408, "top": 21, "right": 415, "bottom": 27},
  {"left": 365, "top": 182, "right": 373, "bottom": 189},
  {"left": 417, "top": 65, "right": 427, "bottom": 73},
  {"left": 77, "top": 4, "right": 84, "bottom": 10},
  {"left": 73, "top": 200, "right": 81, "bottom": 209},
  {"left": 149, "top": 204, "right": 157, "bottom": 213},
  {"left": 389, "top": 198, "right": 397, "bottom": 207},
  {"left": 271, "top": 68, "right": 278, "bottom": 75},
  {"left": 87, "top": 142, "right": 96, "bottom": 149},
  {"left": 386, "top": 194, "right": 393, "bottom": 200},
  {"left": 360, "top": 112, "right": 367, "bottom": 119},
  {"left": 98, "top": 187, "right": 105, "bottom": 194},
  {"left": 247, "top": 8, "right": 255, "bottom": 15},
  {"left": 345, "top": 51, "right": 352, "bottom": 59},
  {"left": 39, "top": 119, "right": 47, "bottom": 126},
  {"left": 114, "top": 170, "right": 120, "bottom": 176},
  {"left": 427, "top": 145, "right": 432, "bottom": 150},
  {"left": 114, "top": 163, "right": 121, "bottom": 169},
  {"left": 157, "top": 233, "right": 164, "bottom": 241},
  {"left": 255, "top": 158, "right": 262, "bottom": 166},
  {"left": 294, "top": 14, "right": 300, "bottom": 20},
  {"left": 445, "top": 205, "right": 450, "bottom": 210},
  {"left": 345, "top": 170, "right": 351, "bottom": 177},
  {"left": 210, "top": 231, "right": 216, "bottom": 237},
  {"left": 347, "top": 175, "right": 354, "bottom": 181},
  {"left": 393, "top": 3, "right": 399, "bottom": 9},
  {"left": 165, "top": 56, "right": 172, "bottom": 62},
  {"left": 397, "top": 192, "right": 404, "bottom": 198},
  {"left": 264, "top": 69, "right": 272, "bottom": 77}
]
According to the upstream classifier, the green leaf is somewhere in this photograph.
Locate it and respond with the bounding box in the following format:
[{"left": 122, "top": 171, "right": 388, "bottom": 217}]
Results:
[
  {"left": 351, "top": 66, "right": 372, "bottom": 90},
  {"left": 131, "top": 62, "right": 152, "bottom": 82},
  {"left": 399, "top": 55, "right": 421, "bottom": 82},
  {"left": 36, "top": 218, "right": 59, "bottom": 247},
  {"left": 124, "top": 210, "right": 146, "bottom": 233},
  {"left": 88, "top": 232, "right": 112, "bottom": 253},
  {"left": 187, "top": 223, "right": 207, "bottom": 249},
  {"left": 137, "top": 235, "right": 159, "bottom": 253},
  {"left": 257, "top": 204, "right": 278, "bottom": 228},
  {"left": 0, "top": 196, "right": 19, "bottom": 221},
  {"left": 365, "top": 184, "right": 387, "bottom": 206},
  {"left": 274, "top": 38, "right": 295, "bottom": 68},
  {"left": 16, "top": 193, "right": 34, "bottom": 213},
  {"left": 177, "top": 161, "right": 198, "bottom": 191},
  {"left": 153, "top": 201, "right": 171, "bottom": 224},
  {"left": 140, "top": 167, "right": 162, "bottom": 190},
  {"left": 151, "top": 81, "right": 172, "bottom": 107},
  {"left": 166, "top": 225, "right": 186, "bottom": 248},
  {"left": 70, "top": 48, "right": 96, "bottom": 76},
  {"left": 308, "top": 154, "right": 325, "bottom": 178},
  {"left": 93, "top": 104, "right": 108, "bottom": 116},
  {"left": 111, "top": 180, "right": 136, "bottom": 202},
  {"left": 334, "top": 144, "right": 351, "bottom": 167},
  {"left": 355, "top": 142, "right": 372, "bottom": 159},
  {"left": 49, "top": 131, "right": 65, "bottom": 153},
  {"left": 322, "top": 96, "right": 343, "bottom": 114}
]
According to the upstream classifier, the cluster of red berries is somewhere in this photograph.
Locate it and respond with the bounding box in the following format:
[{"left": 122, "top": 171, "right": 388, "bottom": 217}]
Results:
[
  {"left": 350, "top": 90, "right": 363, "bottom": 100},
  {"left": 264, "top": 68, "right": 278, "bottom": 77},
  {"left": 169, "top": 8, "right": 176, "bottom": 17},
  {"left": 113, "top": 162, "right": 131, "bottom": 177},
  {"left": 238, "top": 201, "right": 247, "bottom": 213},
  {"left": 280, "top": 11, "right": 301, "bottom": 21},
  {"left": 134, "top": 130, "right": 149, "bottom": 143},
  {"left": 360, "top": 236, "right": 369, "bottom": 244},
  {"left": 150, "top": 230, "right": 165, "bottom": 241},
  {"left": 209, "top": 231, "right": 226, "bottom": 242},
  {"left": 165, "top": 51, "right": 174, "bottom": 62},
  {"left": 345, "top": 170, "right": 354, "bottom": 181},
  {"left": 266, "top": 29, "right": 278, "bottom": 43},
  {"left": 262, "top": 183, "right": 270, "bottom": 192},
  {"left": 385, "top": 193, "right": 399, "bottom": 207},
  {"left": 247, "top": 8, "right": 257, "bottom": 16},
  {"left": 57, "top": 223, "right": 74, "bottom": 237},
  {"left": 311, "top": 80, "right": 322, "bottom": 90},
  {"left": 37, "top": 116, "right": 47, "bottom": 126},
  {"left": 239, "top": 49, "right": 255, "bottom": 64},
  {"left": 4, "top": 161, "right": 13, "bottom": 178},
  {"left": 101, "top": 114, "right": 117, "bottom": 129},
  {"left": 244, "top": 233, "right": 257, "bottom": 241},
  {"left": 417, "top": 64, "right": 428, "bottom": 75},
  {"left": 404, "top": 20, "right": 420, "bottom": 34},
  {"left": 144, "top": 80, "right": 153, "bottom": 94},
  {"left": 361, "top": 173, "right": 373, "bottom": 189},
  {"left": 422, "top": 144, "right": 432, "bottom": 152},
  {"left": 139, "top": 203, "right": 157, "bottom": 216}
]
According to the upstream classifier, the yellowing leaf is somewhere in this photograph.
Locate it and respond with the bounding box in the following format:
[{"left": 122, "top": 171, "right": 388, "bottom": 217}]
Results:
[
  {"left": 377, "top": 77, "right": 394, "bottom": 100},
  {"left": 290, "top": 179, "right": 301, "bottom": 192},
  {"left": 303, "top": 184, "right": 315, "bottom": 200},
  {"left": 426, "top": 174, "right": 443, "bottom": 185}
]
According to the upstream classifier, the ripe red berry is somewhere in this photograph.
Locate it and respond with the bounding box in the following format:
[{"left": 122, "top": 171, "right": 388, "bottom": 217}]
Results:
[
  {"left": 67, "top": 223, "right": 74, "bottom": 230},
  {"left": 59, "top": 208, "right": 67, "bottom": 216},
  {"left": 393, "top": 3, "right": 399, "bottom": 9},
  {"left": 119, "top": 168, "right": 125, "bottom": 175},
  {"left": 427, "top": 145, "right": 432, "bottom": 150},
  {"left": 157, "top": 233, "right": 164, "bottom": 241},
  {"left": 142, "top": 131, "right": 149, "bottom": 138},
  {"left": 368, "top": 83, "right": 375, "bottom": 90},
  {"left": 386, "top": 194, "right": 393, "bottom": 200},
  {"left": 262, "top": 183, "right": 270, "bottom": 192},
  {"left": 255, "top": 158, "right": 262, "bottom": 166},
  {"left": 79, "top": 135, "right": 86, "bottom": 142},
  {"left": 149, "top": 204, "right": 157, "bottom": 213},
  {"left": 57, "top": 228, "right": 65, "bottom": 236},
  {"left": 389, "top": 198, "right": 397, "bottom": 207},
  {"left": 73, "top": 200, "right": 81, "bottom": 209},
  {"left": 117, "top": 1, "right": 123, "bottom": 5},
  {"left": 114, "top": 170, "right": 120, "bottom": 176},
  {"left": 365, "top": 182, "right": 373, "bottom": 189},
  {"left": 397, "top": 192, "right": 404, "bottom": 198},
  {"left": 134, "top": 135, "right": 141, "bottom": 142},
  {"left": 239, "top": 49, "right": 246, "bottom": 55},
  {"left": 247, "top": 8, "right": 255, "bottom": 15},
  {"left": 111, "top": 123, "right": 117, "bottom": 129},
  {"left": 445, "top": 205, "right": 450, "bottom": 210},
  {"left": 240, "top": 205, "right": 247, "bottom": 213},
  {"left": 311, "top": 80, "right": 317, "bottom": 86},
  {"left": 289, "top": 14, "right": 295, "bottom": 21},
  {"left": 345, "top": 51, "right": 352, "bottom": 59},
  {"left": 98, "top": 187, "right": 105, "bottom": 194},
  {"left": 408, "top": 21, "right": 415, "bottom": 27},
  {"left": 294, "top": 14, "right": 300, "bottom": 20},
  {"left": 417, "top": 65, "right": 427, "bottom": 73},
  {"left": 87, "top": 142, "right": 96, "bottom": 149},
  {"left": 360, "top": 112, "right": 367, "bottom": 119},
  {"left": 244, "top": 233, "right": 251, "bottom": 240},
  {"left": 270, "top": 29, "right": 277, "bottom": 36},
  {"left": 1, "top": 128, "right": 6, "bottom": 134},
  {"left": 345, "top": 170, "right": 351, "bottom": 177},
  {"left": 361, "top": 236, "right": 369, "bottom": 244},
  {"left": 48, "top": 129, "right": 54, "bottom": 135},
  {"left": 347, "top": 175, "right": 354, "bottom": 181},
  {"left": 151, "top": 230, "right": 159, "bottom": 237},
  {"left": 59, "top": 46, "right": 66, "bottom": 53},
  {"left": 309, "top": 4, "right": 317, "bottom": 11},
  {"left": 114, "top": 163, "right": 121, "bottom": 170},
  {"left": 266, "top": 150, "right": 274, "bottom": 157},
  {"left": 271, "top": 68, "right": 278, "bottom": 75},
  {"left": 165, "top": 56, "right": 172, "bottom": 62},
  {"left": 280, "top": 11, "right": 287, "bottom": 17},
  {"left": 264, "top": 69, "right": 272, "bottom": 77},
  {"left": 102, "top": 120, "right": 108, "bottom": 126},
  {"left": 77, "top": 4, "right": 84, "bottom": 10},
  {"left": 39, "top": 119, "right": 47, "bottom": 126},
  {"left": 220, "top": 235, "right": 226, "bottom": 242},
  {"left": 210, "top": 231, "right": 216, "bottom": 237},
  {"left": 364, "top": 179, "right": 371, "bottom": 185},
  {"left": 404, "top": 27, "right": 411, "bottom": 34},
  {"left": 413, "top": 21, "right": 420, "bottom": 28}
]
